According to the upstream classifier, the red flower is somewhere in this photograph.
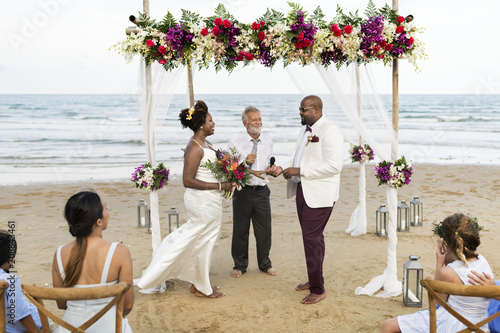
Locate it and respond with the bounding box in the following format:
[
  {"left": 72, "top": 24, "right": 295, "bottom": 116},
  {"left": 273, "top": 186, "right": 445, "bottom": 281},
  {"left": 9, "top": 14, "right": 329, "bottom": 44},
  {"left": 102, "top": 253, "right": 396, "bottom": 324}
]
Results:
[
  {"left": 373, "top": 46, "right": 380, "bottom": 53},
  {"left": 385, "top": 44, "right": 393, "bottom": 51},
  {"left": 236, "top": 54, "right": 244, "bottom": 61},
  {"left": 251, "top": 22, "right": 260, "bottom": 30},
  {"left": 153, "top": 52, "right": 160, "bottom": 57},
  {"left": 158, "top": 46, "right": 166, "bottom": 54},
  {"left": 200, "top": 28, "right": 208, "bottom": 36},
  {"left": 214, "top": 18, "right": 222, "bottom": 26},
  {"left": 408, "top": 37, "right": 414, "bottom": 45},
  {"left": 303, "top": 39, "right": 311, "bottom": 47},
  {"left": 146, "top": 39, "right": 155, "bottom": 47},
  {"left": 298, "top": 32, "right": 304, "bottom": 41},
  {"left": 377, "top": 54, "right": 385, "bottom": 59},
  {"left": 378, "top": 40, "right": 387, "bottom": 47},
  {"left": 158, "top": 59, "right": 166, "bottom": 64},
  {"left": 396, "top": 26, "right": 404, "bottom": 34},
  {"left": 260, "top": 21, "right": 265, "bottom": 26},
  {"left": 222, "top": 19, "right": 231, "bottom": 28},
  {"left": 258, "top": 31, "right": 266, "bottom": 41},
  {"left": 344, "top": 25, "right": 353, "bottom": 34},
  {"left": 397, "top": 16, "right": 405, "bottom": 23},
  {"left": 212, "top": 26, "right": 220, "bottom": 35},
  {"left": 245, "top": 53, "right": 254, "bottom": 60},
  {"left": 295, "top": 41, "right": 304, "bottom": 49},
  {"left": 237, "top": 163, "right": 245, "bottom": 172},
  {"left": 330, "top": 24, "right": 339, "bottom": 32},
  {"left": 334, "top": 29, "right": 342, "bottom": 37}
]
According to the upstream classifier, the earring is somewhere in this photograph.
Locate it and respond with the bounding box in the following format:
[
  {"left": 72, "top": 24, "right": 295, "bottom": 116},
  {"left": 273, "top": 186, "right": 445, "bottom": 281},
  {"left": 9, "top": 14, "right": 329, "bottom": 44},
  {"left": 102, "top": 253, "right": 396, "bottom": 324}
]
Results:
[{"left": 200, "top": 126, "right": 204, "bottom": 129}]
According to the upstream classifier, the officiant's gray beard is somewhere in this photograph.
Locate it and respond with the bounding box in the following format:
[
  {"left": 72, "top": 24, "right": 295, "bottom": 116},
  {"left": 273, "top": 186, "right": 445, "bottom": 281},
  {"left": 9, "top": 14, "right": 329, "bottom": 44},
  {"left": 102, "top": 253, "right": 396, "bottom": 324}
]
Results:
[{"left": 248, "top": 125, "right": 261, "bottom": 135}]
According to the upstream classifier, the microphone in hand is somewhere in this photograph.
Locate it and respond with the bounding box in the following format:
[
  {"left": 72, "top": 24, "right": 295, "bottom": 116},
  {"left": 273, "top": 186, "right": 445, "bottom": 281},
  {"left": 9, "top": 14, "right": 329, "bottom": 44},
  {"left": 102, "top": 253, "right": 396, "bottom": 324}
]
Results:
[{"left": 270, "top": 157, "right": 275, "bottom": 167}]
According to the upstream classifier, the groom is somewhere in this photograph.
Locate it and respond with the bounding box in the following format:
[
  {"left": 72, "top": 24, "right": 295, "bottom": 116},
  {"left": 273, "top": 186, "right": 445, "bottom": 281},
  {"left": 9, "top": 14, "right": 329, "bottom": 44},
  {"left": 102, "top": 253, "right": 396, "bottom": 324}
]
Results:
[{"left": 269, "top": 95, "right": 344, "bottom": 304}]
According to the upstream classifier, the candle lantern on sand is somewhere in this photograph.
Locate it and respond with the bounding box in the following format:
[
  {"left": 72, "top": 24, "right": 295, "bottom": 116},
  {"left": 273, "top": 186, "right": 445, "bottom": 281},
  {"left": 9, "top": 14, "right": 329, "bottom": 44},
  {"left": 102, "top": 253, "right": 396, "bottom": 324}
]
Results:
[
  {"left": 168, "top": 206, "right": 179, "bottom": 233},
  {"left": 137, "top": 199, "right": 148, "bottom": 228},
  {"left": 403, "top": 255, "right": 423, "bottom": 307},
  {"left": 410, "top": 196, "right": 423, "bottom": 226},
  {"left": 397, "top": 200, "right": 410, "bottom": 232},
  {"left": 376, "top": 204, "right": 388, "bottom": 237}
]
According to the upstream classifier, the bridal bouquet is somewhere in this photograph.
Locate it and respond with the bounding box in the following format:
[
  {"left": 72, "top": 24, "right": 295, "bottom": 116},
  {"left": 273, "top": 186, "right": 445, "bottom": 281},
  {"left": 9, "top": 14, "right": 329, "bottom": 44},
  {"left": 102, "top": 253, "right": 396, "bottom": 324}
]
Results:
[
  {"left": 374, "top": 156, "right": 413, "bottom": 188},
  {"left": 202, "top": 147, "right": 250, "bottom": 199},
  {"left": 131, "top": 162, "right": 170, "bottom": 192},
  {"left": 349, "top": 144, "right": 375, "bottom": 163}
]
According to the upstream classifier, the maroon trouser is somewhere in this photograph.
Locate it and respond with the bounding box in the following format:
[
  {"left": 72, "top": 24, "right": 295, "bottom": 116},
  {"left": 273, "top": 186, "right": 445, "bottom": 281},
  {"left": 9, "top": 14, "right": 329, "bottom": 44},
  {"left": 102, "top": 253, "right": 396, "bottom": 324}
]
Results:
[{"left": 296, "top": 183, "right": 334, "bottom": 295}]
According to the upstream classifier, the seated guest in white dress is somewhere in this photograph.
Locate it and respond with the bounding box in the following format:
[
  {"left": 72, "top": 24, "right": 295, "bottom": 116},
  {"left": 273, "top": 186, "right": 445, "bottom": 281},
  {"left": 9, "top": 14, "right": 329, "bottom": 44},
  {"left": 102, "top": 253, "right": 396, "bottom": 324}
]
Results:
[
  {"left": 383, "top": 213, "right": 493, "bottom": 333},
  {"left": 52, "top": 190, "right": 134, "bottom": 332}
]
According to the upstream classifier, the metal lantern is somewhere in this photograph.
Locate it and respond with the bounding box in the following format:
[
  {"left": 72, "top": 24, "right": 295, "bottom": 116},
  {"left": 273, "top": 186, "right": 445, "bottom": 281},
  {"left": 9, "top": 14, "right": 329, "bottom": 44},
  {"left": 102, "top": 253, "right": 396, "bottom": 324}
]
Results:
[
  {"left": 376, "top": 204, "right": 388, "bottom": 237},
  {"left": 397, "top": 200, "right": 410, "bottom": 232},
  {"left": 137, "top": 199, "right": 148, "bottom": 228},
  {"left": 168, "top": 206, "right": 179, "bottom": 233},
  {"left": 403, "top": 255, "right": 424, "bottom": 307},
  {"left": 410, "top": 196, "right": 423, "bottom": 226}
]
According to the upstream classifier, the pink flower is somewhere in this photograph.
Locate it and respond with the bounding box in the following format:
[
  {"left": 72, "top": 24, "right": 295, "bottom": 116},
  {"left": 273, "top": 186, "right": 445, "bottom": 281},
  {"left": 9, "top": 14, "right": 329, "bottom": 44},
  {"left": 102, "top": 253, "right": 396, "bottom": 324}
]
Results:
[
  {"left": 158, "top": 46, "right": 166, "bottom": 54},
  {"left": 396, "top": 25, "right": 404, "bottom": 34},
  {"left": 258, "top": 31, "right": 266, "bottom": 41},
  {"left": 200, "top": 28, "right": 208, "bottom": 36},
  {"left": 146, "top": 39, "right": 155, "bottom": 47},
  {"left": 222, "top": 19, "right": 231, "bottom": 28},
  {"left": 344, "top": 25, "right": 353, "bottom": 34},
  {"left": 397, "top": 16, "right": 405, "bottom": 23},
  {"left": 212, "top": 26, "right": 220, "bottom": 35},
  {"left": 251, "top": 22, "right": 260, "bottom": 30},
  {"left": 214, "top": 18, "right": 222, "bottom": 26},
  {"left": 158, "top": 59, "right": 166, "bottom": 64}
]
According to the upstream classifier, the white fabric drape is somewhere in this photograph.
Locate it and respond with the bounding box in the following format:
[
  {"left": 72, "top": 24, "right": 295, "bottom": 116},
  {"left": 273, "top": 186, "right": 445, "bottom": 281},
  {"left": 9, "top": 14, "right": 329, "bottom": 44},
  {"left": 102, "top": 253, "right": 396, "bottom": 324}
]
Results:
[{"left": 138, "top": 61, "right": 185, "bottom": 254}]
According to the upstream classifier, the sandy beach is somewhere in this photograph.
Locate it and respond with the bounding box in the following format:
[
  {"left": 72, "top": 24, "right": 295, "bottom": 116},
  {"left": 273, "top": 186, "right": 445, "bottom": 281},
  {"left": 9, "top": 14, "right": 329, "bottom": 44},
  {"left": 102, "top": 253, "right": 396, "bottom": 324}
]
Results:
[{"left": 1, "top": 163, "right": 499, "bottom": 332}]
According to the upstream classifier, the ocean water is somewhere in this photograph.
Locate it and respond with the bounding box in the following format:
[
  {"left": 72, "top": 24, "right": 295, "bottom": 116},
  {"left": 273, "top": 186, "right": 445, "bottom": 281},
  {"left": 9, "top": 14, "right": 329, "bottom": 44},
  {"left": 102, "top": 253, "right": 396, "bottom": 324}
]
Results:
[{"left": 1, "top": 94, "right": 499, "bottom": 185}]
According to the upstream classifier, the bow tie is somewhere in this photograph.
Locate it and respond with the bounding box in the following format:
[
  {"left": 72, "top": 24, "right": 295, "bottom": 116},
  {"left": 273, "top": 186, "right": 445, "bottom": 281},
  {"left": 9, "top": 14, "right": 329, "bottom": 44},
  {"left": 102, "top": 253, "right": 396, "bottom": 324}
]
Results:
[{"left": 305, "top": 126, "right": 312, "bottom": 132}]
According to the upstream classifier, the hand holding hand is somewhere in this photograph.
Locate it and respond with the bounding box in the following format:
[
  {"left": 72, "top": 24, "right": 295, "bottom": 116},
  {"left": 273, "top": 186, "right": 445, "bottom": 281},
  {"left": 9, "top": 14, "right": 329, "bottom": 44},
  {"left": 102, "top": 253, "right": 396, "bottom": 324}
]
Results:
[
  {"left": 283, "top": 167, "right": 300, "bottom": 180},
  {"left": 250, "top": 169, "right": 266, "bottom": 179},
  {"left": 246, "top": 153, "right": 257, "bottom": 165},
  {"left": 266, "top": 165, "right": 283, "bottom": 177}
]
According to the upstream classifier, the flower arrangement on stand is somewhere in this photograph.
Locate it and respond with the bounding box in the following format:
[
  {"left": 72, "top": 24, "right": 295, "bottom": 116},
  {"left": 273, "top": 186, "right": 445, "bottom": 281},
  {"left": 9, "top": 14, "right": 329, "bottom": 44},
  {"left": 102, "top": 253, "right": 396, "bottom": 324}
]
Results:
[
  {"left": 349, "top": 144, "right": 375, "bottom": 163},
  {"left": 202, "top": 147, "right": 251, "bottom": 199},
  {"left": 131, "top": 162, "right": 170, "bottom": 191},
  {"left": 374, "top": 156, "right": 413, "bottom": 188},
  {"left": 112, "top": 2, "right": 426, "bottom": 72}
]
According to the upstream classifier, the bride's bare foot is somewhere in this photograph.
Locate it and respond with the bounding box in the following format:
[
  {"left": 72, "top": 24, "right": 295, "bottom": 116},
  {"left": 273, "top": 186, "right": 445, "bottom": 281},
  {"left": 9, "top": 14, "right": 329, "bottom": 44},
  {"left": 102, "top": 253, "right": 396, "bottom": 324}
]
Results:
[
  {"left": 190, "top": 284, "right": 219, "bottom": 293},
  {"left": 295, "top": 282, "right": 310, "bottom": 291},
  {"left": 266, "top": 268, "right": 278, "bottom": 276},
  {"left": 194, "top": 289, "right": 225, "bottom": 298}
]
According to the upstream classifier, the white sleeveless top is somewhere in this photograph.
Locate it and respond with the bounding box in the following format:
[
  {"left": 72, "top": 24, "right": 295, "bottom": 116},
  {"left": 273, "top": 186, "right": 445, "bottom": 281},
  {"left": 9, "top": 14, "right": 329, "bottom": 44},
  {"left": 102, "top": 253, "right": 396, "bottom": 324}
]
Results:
[{"left": 55, "top": 242, "right": 133, "bottom": 333}]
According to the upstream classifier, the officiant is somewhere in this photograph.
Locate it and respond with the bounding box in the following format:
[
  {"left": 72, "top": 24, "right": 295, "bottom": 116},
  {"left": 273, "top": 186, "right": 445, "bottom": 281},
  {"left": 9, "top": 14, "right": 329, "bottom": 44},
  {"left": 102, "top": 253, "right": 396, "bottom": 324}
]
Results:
[{"left": 227, "top": 106, "right": 278, "bottom": 279}]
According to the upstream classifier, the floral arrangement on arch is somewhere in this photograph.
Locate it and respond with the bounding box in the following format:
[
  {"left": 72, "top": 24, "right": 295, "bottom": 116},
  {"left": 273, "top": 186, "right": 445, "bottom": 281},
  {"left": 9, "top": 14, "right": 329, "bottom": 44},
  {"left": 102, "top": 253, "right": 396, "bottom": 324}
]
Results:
[
  {"left": 374, "top": 155, "right": 413, "bottom": 188},
  {"left": 111, "top": 1, "right": 426, "bottom": 72},
  {"left": 349, "top": 143, "right": 375, "bottom": 163},
  {"left": 132, "top": 162, "right": 170, "bottom": 191},
  {"left": 202, "top": 147, "right": 251, "bottom": 199}
]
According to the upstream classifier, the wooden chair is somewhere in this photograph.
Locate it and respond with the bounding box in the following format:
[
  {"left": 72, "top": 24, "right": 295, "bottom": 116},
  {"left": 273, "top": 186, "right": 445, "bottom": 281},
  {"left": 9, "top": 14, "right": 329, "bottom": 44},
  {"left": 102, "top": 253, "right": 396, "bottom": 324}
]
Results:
[
  {"left": 420, "top": 277, "right": 500, "bottom": 333},
  {"left": 0, "top": 280, "right": 9, "bottom": 331},
  {"left": 21, "top": 282, "right": 130, "bottom": 333}
]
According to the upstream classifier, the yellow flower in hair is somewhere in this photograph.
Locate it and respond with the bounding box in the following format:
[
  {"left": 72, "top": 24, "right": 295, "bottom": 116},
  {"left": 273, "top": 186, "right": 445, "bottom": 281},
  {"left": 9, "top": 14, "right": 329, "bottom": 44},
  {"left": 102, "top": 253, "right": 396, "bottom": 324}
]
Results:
[{"left": 187, "top": 107, "right": 195, "bottom": 120}]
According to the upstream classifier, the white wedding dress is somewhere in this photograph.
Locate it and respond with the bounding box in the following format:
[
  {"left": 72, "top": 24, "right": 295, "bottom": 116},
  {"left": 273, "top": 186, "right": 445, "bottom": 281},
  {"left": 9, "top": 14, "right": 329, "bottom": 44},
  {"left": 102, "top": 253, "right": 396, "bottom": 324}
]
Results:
[{"left": 137, "top": 145, "right": 222, "bottom": 296}]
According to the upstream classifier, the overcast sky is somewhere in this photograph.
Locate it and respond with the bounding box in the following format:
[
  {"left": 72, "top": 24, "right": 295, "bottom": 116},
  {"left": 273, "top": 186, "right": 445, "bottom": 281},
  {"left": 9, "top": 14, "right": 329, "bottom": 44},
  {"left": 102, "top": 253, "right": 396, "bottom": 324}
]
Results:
[{"left": 1, "top": 0, "right": 499, "bottom": 95}]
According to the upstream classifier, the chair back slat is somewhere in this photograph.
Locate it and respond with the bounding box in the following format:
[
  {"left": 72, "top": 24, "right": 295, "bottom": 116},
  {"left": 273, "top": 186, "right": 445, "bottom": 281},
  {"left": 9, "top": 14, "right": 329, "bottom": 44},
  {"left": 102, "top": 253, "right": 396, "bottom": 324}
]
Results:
[
  {"left": 421, "top": 278, "right": 500, "bottom": 333},
  {"left": 0, "top": 281, "right": 8, "bottom": 332},
  {"left": 22, "top": 281, "right": 130, "bottom": 333}
]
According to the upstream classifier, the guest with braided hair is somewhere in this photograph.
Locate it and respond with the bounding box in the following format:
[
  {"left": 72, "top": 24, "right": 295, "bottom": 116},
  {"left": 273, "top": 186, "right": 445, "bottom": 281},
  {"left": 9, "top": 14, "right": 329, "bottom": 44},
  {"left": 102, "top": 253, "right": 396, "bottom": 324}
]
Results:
[{"left": 383, "top": 213, "right": 493, "bottom": 333}]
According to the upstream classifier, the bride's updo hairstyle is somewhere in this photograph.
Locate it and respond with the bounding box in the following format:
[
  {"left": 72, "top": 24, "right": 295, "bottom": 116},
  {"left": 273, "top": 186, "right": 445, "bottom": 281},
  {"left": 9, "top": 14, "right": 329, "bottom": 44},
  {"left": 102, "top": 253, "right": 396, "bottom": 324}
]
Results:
[
  {"left": 179, "top": 100, "right": 208, "bottom": 132},
  {"left": 63, "top": 190, "right": 103, "bottom": 287},
  {"left": 441, "top": 213, "right": 480, "bottom": 265}
]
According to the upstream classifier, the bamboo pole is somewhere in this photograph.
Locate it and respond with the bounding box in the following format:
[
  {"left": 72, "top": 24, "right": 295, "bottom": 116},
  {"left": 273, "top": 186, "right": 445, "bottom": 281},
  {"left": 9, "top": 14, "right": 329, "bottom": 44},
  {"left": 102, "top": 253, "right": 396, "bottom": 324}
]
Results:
[
  {"left": 187, "top": 62, "right": 195, "bottom": 107},
  {"left": 391, "top": 0, "right": 399, "bottom": 161}
]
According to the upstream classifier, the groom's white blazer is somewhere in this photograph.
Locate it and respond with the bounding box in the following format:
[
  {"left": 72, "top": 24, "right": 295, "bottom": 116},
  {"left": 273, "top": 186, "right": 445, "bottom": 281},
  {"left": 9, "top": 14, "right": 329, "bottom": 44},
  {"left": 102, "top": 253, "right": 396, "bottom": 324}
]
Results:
[{"left": 284, "top": 116, "right": 344, "bottom": 208}]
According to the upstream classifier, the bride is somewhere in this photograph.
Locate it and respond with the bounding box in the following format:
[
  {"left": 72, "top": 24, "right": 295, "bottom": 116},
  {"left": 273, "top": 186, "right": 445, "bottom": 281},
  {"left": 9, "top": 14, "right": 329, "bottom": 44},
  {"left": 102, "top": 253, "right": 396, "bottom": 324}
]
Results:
[{"left": 136, "top": 100, "right": 235, "bottom": 298}]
